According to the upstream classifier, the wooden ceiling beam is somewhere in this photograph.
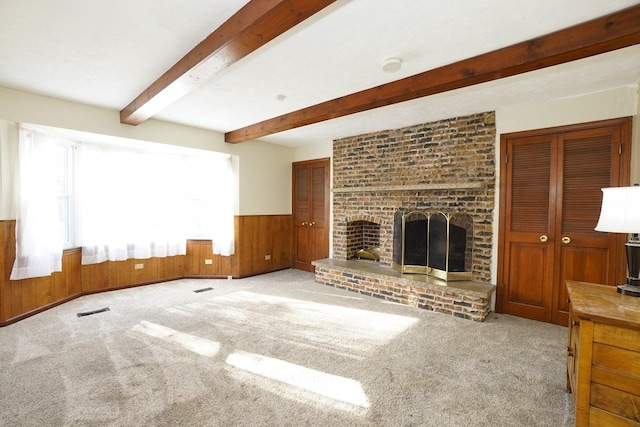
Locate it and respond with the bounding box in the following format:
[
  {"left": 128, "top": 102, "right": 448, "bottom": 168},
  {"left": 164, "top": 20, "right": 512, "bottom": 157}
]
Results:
[
  {"left": 120, "top": 0, "right": 337, "bottom": 126},
  {"left": 225, "top": 4, "right": 640, "bottom": 143}
]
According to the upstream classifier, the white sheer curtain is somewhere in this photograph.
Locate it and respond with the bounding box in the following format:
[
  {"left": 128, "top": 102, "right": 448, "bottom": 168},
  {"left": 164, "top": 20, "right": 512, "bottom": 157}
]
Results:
[
  {"left": 185, "top": 155, "right": 235, "bottom": 256},
  {"left": 211, "top": 156, "right": 235, "bottom": 256},
  {"left": 10, "top": 125, "right": 235, "bottom": 277},
  {"left": 10, "top": 126, "right": 64, "bottom": 280},
  {"left": 77, "top": 144, "right": 235, "bottom": 264}
]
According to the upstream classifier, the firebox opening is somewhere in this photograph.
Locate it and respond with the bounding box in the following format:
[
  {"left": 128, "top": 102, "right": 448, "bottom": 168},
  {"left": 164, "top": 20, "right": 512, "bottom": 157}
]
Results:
[
  {"left": 347, "top": 220, "right": 381, "bottom": 262},
  {"left": 392, "top": 210, "right": 473, "bottom": 281}
]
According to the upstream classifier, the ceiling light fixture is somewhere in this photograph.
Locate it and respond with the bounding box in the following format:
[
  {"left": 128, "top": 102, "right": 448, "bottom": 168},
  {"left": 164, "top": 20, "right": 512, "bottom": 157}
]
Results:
[{"left": 382, "top": 58, "right": 402, "bottom": 73}]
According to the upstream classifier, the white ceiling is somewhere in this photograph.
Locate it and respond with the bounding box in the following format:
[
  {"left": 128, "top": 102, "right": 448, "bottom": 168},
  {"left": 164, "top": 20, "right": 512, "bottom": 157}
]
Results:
[{"left": 1, "top": 0, "right": 639, "bottom": 147}]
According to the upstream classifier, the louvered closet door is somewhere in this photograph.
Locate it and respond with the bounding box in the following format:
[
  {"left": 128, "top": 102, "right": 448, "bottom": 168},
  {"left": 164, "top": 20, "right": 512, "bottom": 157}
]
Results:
[
  {"left": 501, "top": 134, "right": 556, "bottom": 322},
  {"left": 293, "top": 158, "right": 329, "bottom": 272},
  {"left": 294, "top": 164, "right": 311, "bottom": 271},
  {"left": 551, "top": 127, "right": 624, "bottom": 325},
  {"left": 499, "top": 119, "right": 629, "bottom": 325}
]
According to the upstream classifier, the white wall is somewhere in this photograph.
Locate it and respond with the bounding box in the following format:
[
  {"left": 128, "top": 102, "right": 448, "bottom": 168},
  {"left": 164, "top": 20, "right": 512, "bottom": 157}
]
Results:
[
  {"left": 492, "top": 85, "right": 640, "bottom": 285},
  {"left": 0, "top": 119, "right": 18, "bottom": 219},
  {"left": 496, "top": 86, "right": 639, "bottom": 135},
  {"left": 292, "top": 141, "right": 332, "bottom": 163},
  {"left": 231, "top": 141, "right": 293, "bottom": 215},
  {"left": 0, "top": 86, "right": 293, "bottom": 217}
]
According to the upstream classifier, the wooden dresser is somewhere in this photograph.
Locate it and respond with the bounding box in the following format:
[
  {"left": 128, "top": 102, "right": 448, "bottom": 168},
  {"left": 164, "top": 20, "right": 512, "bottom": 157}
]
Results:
[{"left": 566, "top": 280, "right": 640, "bottom": 426}]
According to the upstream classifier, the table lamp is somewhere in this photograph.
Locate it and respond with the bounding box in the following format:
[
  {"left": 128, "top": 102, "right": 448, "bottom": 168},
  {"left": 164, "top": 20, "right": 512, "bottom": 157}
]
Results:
[{"left": 595, "top": 185, "right": 640, "bottom": 297}]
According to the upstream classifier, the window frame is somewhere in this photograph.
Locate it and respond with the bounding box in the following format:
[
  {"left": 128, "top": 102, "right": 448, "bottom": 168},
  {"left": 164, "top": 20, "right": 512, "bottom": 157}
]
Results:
[{"left": 54, "top": 141, "right": 76, "bottom": 249}]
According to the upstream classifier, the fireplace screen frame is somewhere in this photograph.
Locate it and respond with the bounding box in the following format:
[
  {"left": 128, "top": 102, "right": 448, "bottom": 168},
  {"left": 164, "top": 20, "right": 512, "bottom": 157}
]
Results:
[{"left": 392, "top": 210, "right": 473, "bottom": 281}]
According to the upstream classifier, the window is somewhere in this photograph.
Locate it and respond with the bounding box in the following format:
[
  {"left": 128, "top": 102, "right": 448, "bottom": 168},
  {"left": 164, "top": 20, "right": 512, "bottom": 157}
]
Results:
[
  {"left": 53, "top": 143, "right": 74, "bottom": 248},
  {"left": 11, "top": 125, "right": 235, "bottom": 280}
]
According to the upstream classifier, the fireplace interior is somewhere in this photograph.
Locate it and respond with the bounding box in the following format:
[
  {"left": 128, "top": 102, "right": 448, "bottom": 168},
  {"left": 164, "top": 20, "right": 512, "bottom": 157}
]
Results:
[
  {"left": 393, "top": 210, "right": 473, "bottom": 281},
  {"left": 347, "top": 220, "right": 381, "bottom": 261}
]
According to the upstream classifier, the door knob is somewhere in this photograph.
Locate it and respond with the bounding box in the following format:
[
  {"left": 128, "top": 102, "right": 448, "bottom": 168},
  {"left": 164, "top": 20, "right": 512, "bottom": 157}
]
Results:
[
  {"left": 302, "top": 222, "right": 308, "bottom": 226},
  {"left": 310, "top": 222, "right": 315, "bottom": 227},
  {"left": 562, "top": 236, "right": 571, "bottom": 244},
  {"left": 539, "top": 235, "right": 548, "bottom": 243}
]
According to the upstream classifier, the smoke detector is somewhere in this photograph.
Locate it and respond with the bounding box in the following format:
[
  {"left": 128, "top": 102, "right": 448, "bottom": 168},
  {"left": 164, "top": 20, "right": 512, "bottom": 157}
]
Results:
[{"left": 382, "top": 58, "right": 402, "bottom": 73}]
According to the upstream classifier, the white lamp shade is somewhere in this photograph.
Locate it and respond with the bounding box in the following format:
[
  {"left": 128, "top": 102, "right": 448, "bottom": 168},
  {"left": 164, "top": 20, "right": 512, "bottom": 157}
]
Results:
[{"left": 594, "top": 186, "right": 640, "bottom": 233}]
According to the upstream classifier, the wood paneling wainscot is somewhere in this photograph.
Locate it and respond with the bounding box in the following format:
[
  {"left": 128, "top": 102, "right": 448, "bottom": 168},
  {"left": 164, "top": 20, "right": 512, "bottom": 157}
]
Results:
[
  {"left": 184, "top": 215, "right": 293, "bottom": 278},
  {"left": 185, "top": 240, "right": 231, "bottom": 278},
  {"left": 81, "top": 256, "right": 185, "bottom": 294},
  {"left": 1, "top": 215, "right": 293, "bottom": 325},
  {"left": 0, "top": 220, "right": 15, "bottom": 323},
  {"left": 232, "top": 215, "right": 293, "bottom": 278},
  {"left": 0, "top": 220, "right": 83, "bottom": 325}
]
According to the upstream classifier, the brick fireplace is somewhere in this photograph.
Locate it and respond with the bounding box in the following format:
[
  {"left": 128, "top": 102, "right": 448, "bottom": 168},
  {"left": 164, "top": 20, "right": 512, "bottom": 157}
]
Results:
[{"left": 313, "top": 111, "right": 496, "bottom": 321}]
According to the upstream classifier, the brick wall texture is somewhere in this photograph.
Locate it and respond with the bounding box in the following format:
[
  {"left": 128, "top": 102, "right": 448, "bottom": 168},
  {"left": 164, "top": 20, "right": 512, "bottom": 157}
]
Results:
[
  {"left": 314, "top": 264, "right": 492, "bottom": 321},
  {"left": 332, "top": 111, "right": 496, "bottom": 283}
]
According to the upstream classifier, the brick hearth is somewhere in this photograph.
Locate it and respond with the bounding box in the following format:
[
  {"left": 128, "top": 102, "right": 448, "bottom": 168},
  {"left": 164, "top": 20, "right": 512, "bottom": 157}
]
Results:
[{"left": 313, "top": 258, "right": 494, "bottom": 322}]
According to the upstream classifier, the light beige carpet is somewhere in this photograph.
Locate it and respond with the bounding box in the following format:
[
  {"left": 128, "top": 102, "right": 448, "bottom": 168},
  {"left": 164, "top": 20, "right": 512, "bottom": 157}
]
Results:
[{"left": 0, "top": 269, "right": 574, "bottom": 426}]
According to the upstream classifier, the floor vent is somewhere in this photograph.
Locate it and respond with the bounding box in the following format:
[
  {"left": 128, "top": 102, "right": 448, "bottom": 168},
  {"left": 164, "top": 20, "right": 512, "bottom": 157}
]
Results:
[
  {"left": 194, "top": 287, "right": 214, "bottom": 293},
  {"left": 77, "top": 307, "right": 110, "bottom": 317}
]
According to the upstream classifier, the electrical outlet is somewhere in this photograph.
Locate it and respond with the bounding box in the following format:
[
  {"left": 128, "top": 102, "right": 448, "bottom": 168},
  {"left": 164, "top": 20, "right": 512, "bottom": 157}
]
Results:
[
  {"left": 265, "top": 254, "right": 271, "bottom": 260},
  {"left": 134, "top": 263, "right": 144, "bottom": 270},
  {"left": 204, "top": 259, "right": 213, "bottom": 265}
]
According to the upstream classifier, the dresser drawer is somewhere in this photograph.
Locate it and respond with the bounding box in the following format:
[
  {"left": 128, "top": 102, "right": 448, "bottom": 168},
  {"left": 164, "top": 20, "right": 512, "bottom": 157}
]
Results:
[
  {"left": 594, "top": 323, "right": 640, "bottom": 352},
  {"left": 589, "top": 406, "right": 640, "bottom": 427},
  {"left": 593, "top": 343, "right": 640, "bottom": 379},
  {"left": 590, "top": 382, "right": 640, "bottom": 423},
  {"left": 590, "top": 341, "right": 640, "bottom": 425},
  {"left": 592, "top": 367, "right": 640, "bottom": 396}
]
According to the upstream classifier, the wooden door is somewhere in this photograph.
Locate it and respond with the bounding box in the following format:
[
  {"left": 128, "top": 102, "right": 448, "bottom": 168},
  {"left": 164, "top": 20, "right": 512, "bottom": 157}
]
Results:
[
  {"left": 500, "top": 134, "right": 556, "bottom": 322},
  {"left": 293, "top": 158, "right": 330, "bottom": 272},
  {"left": 498, "top": 118, "right": 630, "bottom": 325}
]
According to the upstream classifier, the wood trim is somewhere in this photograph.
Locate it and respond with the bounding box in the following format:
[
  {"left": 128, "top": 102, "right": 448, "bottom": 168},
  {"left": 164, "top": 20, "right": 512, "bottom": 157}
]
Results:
[
  {"left": 81, "top": 276, "right": 185, "bottom": 295},
  {"left": 225, "top": 4, "right": 640, "bottom": 143},
  {"left": 120, "top": 0, "right": 337, "bottom": 125},
  {"left": 497, "top": 116, "right": 634, "bottom": 140},
  {"left": 0, "top": 294, "right": 79, "bottom": 327},
  {"left": 332, "top": 182, "right": 484, "bottom": 193}
]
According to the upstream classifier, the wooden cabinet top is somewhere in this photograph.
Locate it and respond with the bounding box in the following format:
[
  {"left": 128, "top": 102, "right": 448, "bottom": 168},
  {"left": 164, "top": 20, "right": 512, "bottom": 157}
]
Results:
[{"left": 567, "top": 280, "right": 640, "bottom": 330}]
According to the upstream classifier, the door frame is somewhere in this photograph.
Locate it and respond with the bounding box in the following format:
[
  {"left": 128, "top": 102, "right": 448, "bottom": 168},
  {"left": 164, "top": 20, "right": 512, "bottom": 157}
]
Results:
[{"left": 496, "top": 117, "right": 631, "bottom": 318}]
